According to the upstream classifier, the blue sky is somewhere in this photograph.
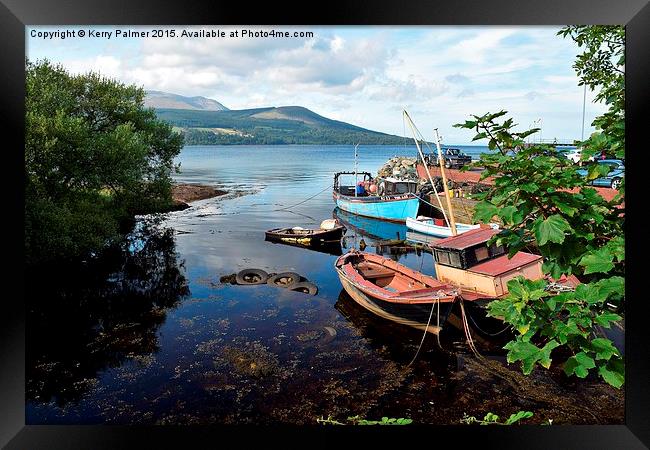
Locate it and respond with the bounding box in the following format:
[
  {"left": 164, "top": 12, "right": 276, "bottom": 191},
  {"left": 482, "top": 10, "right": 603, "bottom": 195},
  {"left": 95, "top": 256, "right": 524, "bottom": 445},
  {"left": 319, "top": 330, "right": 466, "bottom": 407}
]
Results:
[{"left": 27, "top": 26, "right": 609, "bottom": 144}]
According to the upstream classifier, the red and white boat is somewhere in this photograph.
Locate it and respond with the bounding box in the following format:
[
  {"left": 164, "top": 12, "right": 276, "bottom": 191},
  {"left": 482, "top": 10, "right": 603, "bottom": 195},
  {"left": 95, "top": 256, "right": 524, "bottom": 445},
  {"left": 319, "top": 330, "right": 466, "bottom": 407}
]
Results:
[{"left": 335, "top": 250, "right": 459, "bottom": 334}]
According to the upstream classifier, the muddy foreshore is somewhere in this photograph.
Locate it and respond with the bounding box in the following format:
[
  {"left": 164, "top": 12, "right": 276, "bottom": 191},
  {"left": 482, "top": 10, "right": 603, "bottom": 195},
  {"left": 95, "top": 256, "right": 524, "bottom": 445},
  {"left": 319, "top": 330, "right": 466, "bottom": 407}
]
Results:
[{"left": 171, "top": 183, "right": 228, "bottom": 210}]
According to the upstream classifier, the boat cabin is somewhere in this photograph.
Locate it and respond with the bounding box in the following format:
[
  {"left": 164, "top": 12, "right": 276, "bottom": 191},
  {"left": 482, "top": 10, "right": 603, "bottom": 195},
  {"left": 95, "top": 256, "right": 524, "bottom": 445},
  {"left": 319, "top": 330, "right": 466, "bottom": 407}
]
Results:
[
  {"left": 377, "top": 177, "right": 418, "bottom": 196},
  {"left": 334, "top": 171, "right": 373, "bottom": 196},
  {"left": 431, "top": 227, "right": 543, "bottom": 298},
  {"left": 431, "top": 227, "right": 505, "bottom": 270},
  {"left": 333, "top": 172, "right": 418, "bottom": 197}
]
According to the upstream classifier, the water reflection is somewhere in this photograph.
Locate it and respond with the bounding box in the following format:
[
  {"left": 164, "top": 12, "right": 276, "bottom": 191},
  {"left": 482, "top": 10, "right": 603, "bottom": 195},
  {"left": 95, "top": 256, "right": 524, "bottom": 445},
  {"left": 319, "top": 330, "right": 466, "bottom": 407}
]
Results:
[{"left": 26, "top": 219, "right": 189, "bottom": 406}]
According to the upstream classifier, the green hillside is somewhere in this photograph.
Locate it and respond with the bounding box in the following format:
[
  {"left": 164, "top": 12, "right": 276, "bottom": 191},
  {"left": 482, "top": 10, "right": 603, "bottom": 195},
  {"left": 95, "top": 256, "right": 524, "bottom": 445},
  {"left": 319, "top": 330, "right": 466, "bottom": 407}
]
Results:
[{"left": 154, "top": 106, "right": 407, "bottom": 145}]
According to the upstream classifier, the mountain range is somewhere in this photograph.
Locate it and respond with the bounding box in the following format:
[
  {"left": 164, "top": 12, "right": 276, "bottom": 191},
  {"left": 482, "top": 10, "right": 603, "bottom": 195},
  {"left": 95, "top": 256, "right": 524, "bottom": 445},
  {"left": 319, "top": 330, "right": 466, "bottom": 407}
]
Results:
[{"left": 146, "top": 91, "right": 406, "bottom": 145}]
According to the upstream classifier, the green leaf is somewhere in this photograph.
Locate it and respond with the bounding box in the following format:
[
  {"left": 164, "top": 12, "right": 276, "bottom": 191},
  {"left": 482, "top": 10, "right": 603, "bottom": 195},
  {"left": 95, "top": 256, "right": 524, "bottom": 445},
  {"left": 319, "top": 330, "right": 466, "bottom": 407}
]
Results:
[
  {"left": 473, "top": 201, "right": 500, "bottom": 223},
  {"left": 539, "top": 340, "right": 560, "bottom": 369},
  {"left": 554, "top": 200, "right": 578, "bottom": 217},
  {"left": 594, "top": 312, "right": 622, "bottom": 328},
  {"left": 505, "top": 411, "right": 534, "bottom": 425},
  {"left": 591, "top": 338, "right": 620, "bottom": 360},
  {"left": 534, "top": 215, "right": 572, "bottom": 246},
  {"left": 598, "top": 359, "right": 624, "bottom": 388},
  {"left": 579, "top": 248, "right": 615, "bottom": 275},
  {"left": 564, "top": 352, "right": 595, "bottom": 378},
  {"left": 594, "top": 276, "right": 624, "bottom": 301},
  {"left": 504, "top": 340, "right": 543, "bottom": 374}
]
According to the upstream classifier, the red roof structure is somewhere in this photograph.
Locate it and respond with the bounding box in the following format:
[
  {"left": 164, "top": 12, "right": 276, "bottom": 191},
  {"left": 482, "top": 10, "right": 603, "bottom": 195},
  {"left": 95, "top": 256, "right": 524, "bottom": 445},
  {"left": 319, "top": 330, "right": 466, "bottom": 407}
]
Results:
[
  {"left": 432, "top": 227, "right": 501, "bottom": 250},
  {"left": 469, "top": 252, "right": 542, "bottom": 276}
]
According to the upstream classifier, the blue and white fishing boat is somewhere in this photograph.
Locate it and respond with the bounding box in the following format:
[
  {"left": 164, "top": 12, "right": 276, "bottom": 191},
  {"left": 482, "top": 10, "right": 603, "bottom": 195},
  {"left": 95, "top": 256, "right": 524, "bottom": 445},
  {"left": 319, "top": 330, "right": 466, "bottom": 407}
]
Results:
[{"left": 333, "top": 171, "right": 420, "bottom": 223}]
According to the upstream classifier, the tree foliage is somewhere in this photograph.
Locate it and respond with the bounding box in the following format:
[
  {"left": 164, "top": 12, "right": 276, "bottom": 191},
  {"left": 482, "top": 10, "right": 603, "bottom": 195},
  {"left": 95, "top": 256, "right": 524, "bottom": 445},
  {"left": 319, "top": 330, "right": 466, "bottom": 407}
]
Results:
[
  {"left": 25, "top": 60, "right": 184, "bottom": 264},
  {"left": 453, "top": 26, "right": 625, "bottom": 387}
]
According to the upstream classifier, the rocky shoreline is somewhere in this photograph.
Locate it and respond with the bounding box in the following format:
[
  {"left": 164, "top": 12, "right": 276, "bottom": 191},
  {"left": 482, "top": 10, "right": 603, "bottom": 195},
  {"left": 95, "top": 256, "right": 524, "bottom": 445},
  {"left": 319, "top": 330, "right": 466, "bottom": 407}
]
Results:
[{"left": 171, "top": 183, "right": 227, "bottom": 210}]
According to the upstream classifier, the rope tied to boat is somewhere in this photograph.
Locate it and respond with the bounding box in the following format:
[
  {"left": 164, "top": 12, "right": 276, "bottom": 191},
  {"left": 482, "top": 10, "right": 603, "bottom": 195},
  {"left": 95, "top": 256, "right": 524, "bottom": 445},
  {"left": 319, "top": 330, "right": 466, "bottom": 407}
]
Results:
[
  {"left": 406, "top": 298, "right": 439, "bottom": 367},
  {"left": 273, "top": 184, "right": 332, "bottom": 212},
  {"left": 459, "top": 299, "right": 483, "bottom": 359}
]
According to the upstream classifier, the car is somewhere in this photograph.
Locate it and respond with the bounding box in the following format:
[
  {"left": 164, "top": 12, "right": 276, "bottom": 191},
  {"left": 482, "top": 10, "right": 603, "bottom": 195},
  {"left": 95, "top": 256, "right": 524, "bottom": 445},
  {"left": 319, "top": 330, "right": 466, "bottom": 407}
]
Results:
[
  {"left": 425, "top": 147, "right": 472, "bottom": 169},
  {"left": 576, "top": 159, "right": 624, "bottom": 189},
  {"left": 557, "top": 146, "right": 582, "bottom": 163}
]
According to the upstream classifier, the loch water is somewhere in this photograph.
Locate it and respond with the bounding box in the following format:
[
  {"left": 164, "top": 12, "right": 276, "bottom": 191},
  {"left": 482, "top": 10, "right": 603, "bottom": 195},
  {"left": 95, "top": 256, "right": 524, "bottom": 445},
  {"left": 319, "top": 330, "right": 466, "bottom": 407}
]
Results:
[{"left": 26, "top": 145, "right": 624, "bottom": 425}]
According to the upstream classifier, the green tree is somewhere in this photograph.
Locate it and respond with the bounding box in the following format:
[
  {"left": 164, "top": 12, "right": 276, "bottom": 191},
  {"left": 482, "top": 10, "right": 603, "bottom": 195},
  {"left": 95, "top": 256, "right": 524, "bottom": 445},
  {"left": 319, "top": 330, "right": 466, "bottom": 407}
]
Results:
[
  {"left": 25, "top": 60, "right": 184, "bottom": 264},
  {"left": 453, "top": 26, "right": 625, "bottom": 387}
]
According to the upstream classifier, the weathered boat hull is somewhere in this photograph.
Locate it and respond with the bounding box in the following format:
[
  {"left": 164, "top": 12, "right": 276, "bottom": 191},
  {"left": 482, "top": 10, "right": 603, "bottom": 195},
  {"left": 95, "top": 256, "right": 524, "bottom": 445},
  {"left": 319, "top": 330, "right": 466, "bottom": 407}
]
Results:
[
  {"left": 264, "top": 226, "right": 345, "bottom": 245},
  {"left": 333, "top": 192, "right": 419, "bottom": 223},
  {"left": 334, "top": 251, "right": 458, "bottom": 334},
  {"left": 336, "top": 269, "right": 454, "bottom": 334}
]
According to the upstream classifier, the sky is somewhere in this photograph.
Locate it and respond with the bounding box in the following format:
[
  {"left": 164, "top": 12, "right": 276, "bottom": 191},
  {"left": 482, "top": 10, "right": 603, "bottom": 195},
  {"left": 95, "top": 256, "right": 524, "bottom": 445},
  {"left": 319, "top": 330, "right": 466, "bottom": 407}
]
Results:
[{"left": 27, "top": 26, "right": 608, "bottom": 145}]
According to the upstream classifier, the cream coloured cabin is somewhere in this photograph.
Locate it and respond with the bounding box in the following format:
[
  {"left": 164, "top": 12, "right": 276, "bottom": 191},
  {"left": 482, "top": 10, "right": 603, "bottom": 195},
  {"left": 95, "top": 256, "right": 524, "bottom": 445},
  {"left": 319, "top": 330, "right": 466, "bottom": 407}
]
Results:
[{"left": 431, "top": 227, "right": 544, "bottom": 298}]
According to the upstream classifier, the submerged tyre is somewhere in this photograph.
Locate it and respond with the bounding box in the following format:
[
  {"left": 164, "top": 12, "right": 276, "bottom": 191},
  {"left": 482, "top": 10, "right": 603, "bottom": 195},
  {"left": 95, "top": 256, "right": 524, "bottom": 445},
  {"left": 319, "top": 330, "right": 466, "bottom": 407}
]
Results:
[
  {"left": 236, "top": 269, "right": 269, "bottom": 285},
  {"left": 267, "top": 272, "right": 302, "bottom": 288},
  {"left": 289, "top": 281, "right": 318, "bottom": 295}
]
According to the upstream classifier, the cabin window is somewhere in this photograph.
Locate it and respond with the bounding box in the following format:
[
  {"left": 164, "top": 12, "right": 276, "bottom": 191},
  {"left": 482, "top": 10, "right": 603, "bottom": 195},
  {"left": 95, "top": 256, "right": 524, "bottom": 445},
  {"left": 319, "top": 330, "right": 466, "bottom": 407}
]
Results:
[
  {"left": 394, "top": 183, "right": 409, "bottom": 194},
  {"left": 474, "top": 246, "right": 489, "bottom": 262},
  {"left": 449, "top": 252, "right": 461, "bottom": 267},
  {"left": 435, "top": 250, "right": 451, "bottom": 265},
  {"left": 489, "top": 244, "right": 505, "bottom": 257}
]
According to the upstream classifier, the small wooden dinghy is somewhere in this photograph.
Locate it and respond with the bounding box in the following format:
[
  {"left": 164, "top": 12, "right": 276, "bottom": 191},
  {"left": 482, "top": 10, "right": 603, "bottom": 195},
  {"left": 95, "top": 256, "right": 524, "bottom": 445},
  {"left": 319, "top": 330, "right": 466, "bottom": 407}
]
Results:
[
  {"left": 265, "top": 219, "right": 345, "bottom": 247},
  {"left": 406, "top": 216, "right": 499, "bottom": 238},
  {"left": 335, "top": 250, "right": 459, "bottom": 334}
]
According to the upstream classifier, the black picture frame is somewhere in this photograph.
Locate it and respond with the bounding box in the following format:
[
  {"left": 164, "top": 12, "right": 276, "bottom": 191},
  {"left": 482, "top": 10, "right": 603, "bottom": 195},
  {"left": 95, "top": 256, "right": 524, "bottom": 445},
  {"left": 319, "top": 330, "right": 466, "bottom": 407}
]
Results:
[{"left": 2, "top": 0, "right": 648, "bottom": 448}]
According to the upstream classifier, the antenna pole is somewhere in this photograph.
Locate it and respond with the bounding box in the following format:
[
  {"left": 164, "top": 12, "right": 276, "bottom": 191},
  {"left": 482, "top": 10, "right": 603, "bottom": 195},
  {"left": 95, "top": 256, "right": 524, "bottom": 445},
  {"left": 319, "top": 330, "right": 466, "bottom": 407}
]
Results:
[{"left": 581, "top": 83, "right": 587, "bottom": 141}]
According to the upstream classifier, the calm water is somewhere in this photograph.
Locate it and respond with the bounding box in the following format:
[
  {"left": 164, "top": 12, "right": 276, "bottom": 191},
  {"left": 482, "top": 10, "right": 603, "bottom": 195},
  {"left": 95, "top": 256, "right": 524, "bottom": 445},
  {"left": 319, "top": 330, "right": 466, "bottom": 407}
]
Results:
[{"left": 26, "top": 145, "right": 623, "bottom": 425}]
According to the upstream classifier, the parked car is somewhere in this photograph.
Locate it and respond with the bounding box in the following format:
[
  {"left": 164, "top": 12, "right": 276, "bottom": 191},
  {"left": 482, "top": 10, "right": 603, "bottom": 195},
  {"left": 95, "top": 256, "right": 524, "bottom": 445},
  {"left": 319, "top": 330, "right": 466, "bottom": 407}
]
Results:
[
  {"left": 557, "top": 146, "right": 582, "bottom": 163},
  {"left": 425, "top": 147, "right": 472, "bottom": 169},
  {"left": 576, "top": 159, "right": 624, "bottom": 189}
]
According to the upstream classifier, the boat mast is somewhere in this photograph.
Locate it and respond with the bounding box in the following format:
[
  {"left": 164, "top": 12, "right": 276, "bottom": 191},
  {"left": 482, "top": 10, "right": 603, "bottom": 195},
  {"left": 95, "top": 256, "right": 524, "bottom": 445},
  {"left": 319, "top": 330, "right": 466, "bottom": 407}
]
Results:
[
  {"left": 354, "top": 143, "right": 359, "bottom": 197},
  {"left": 433, "top": 128, "right": 458, "bottom": 236},
  {"left": 402, "top": 110, "right": 451, "bottom": 229}
]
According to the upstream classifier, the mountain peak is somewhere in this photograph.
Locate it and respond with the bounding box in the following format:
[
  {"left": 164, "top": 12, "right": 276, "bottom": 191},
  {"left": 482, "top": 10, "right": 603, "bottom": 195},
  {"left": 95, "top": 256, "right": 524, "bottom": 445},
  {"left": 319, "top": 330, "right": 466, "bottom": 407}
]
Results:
[{"left": 144, "top": 90, "right": 229, "bottom": 111}]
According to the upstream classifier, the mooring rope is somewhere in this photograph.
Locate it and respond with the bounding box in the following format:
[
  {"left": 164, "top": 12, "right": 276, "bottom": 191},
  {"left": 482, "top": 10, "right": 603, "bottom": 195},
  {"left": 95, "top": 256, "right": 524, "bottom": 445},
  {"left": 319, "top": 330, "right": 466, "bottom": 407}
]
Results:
[
  {"left": 273, "top": 184, "right": 333, "bottom": 212},
  {"left": 407, "top": 298, "right": 438, "bottom": 367},
  {"left": 459, "top": 299, "right": 483, "bottom": 358}
]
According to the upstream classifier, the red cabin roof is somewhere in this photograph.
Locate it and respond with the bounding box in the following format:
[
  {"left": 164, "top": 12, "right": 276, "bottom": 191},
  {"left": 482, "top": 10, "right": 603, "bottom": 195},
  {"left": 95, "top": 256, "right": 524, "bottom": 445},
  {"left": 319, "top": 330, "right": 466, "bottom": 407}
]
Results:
[
  {"left": 432, "top": 227, "right": 501, "bottom": 251},
  {"left": 469, "top": 252, "right": 542, "bottom": 276}
]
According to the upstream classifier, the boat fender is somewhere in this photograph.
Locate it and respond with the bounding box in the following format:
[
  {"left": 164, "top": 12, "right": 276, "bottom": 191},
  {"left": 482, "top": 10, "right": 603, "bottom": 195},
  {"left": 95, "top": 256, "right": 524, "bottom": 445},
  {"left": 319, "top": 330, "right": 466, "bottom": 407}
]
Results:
[
  {"left": 289, "top": 281, "right": 318, "bottom": 295},
  {"left": 267, "top": 272, "right": 302, "bottom": 288},
  {"left": 235, "top": 268, "right": 269, "bottom": 285}
]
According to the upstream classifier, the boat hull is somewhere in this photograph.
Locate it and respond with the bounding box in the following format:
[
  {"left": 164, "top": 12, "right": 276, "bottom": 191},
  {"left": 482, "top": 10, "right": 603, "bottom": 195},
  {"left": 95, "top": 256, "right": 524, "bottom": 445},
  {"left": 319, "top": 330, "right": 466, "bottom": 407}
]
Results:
[
  {"left": 333, "top": 192, "right": 419, "bottom": 223},
  {"left": 336, "top": 268, "right": 453, "bottom": 334},
  {"left": 406, "top": 217, "right": 496, "bottom": 237},
  {"left": 264, "top": 226, "right": 345, "bottom": 245}
]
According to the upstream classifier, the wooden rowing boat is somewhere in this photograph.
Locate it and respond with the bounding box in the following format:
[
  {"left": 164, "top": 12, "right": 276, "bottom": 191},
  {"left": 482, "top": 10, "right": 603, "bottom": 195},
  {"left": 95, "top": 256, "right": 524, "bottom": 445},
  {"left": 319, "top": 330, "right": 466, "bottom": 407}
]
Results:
[
  {"left": 334, "top": 250, "right": 459, "bottom": 334},
  {"left": 265, "top": 220, "right": 345, "bottom": 247}
]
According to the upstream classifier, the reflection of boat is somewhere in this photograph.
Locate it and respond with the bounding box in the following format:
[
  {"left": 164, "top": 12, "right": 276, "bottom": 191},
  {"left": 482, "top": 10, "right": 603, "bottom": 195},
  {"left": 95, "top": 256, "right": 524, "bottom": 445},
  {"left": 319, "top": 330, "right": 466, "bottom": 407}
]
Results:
[
  {"left": 407, "top": 216, "right": 499, "bottom": 238},
  {"left": 334, "top": 207, "right": 408, "bottom": 241},
  {"left": 265, "top": 237, "right": 343, "bottom": 256},
  {"left": 334, "top": 250, "right": 458, "bottom": 334},
  {"left": 333, "top": 171, "right": 419, "bottom": 222},
  {"left": 405, "top": 230, "right": 440, "bottom": 247}
]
